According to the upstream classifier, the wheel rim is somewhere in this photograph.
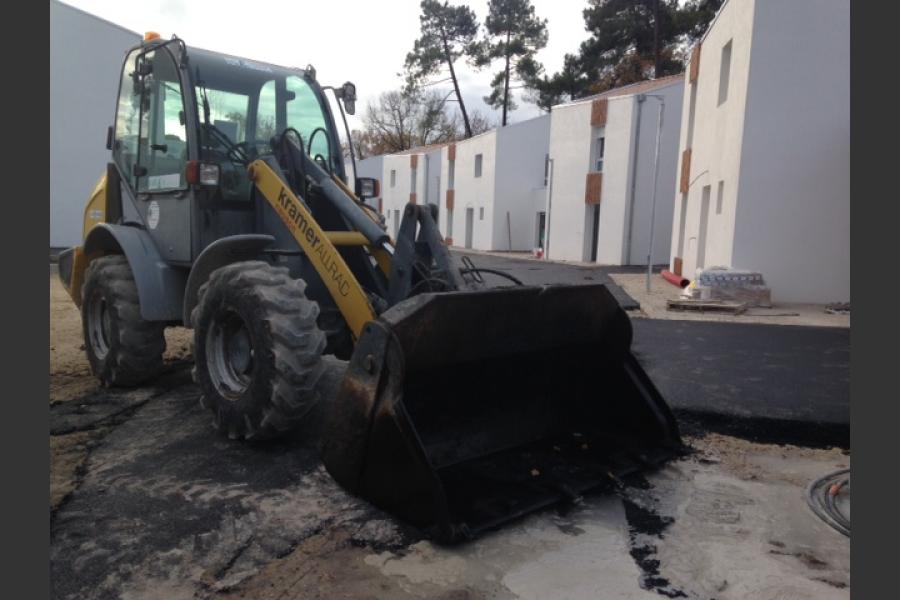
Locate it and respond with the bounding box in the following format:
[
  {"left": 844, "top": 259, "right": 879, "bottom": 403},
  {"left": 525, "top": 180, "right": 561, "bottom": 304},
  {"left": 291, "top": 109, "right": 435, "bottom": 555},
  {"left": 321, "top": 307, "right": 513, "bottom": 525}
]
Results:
[
  {"left": 206, "top": 310, "right": 255, "bottom": 400},
  {"left": 87, "top": 292, "right": 112, "bottom": 360}
]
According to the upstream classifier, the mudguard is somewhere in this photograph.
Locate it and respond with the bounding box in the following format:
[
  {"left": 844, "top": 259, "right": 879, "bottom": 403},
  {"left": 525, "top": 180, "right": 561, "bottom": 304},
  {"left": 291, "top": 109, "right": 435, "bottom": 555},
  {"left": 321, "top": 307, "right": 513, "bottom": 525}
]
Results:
[
  {"left": 181, "top": 234, "right": 276, "bottom": 325},
  {"left": 83, "top": 223, "right": 187, "bottom": 322}
]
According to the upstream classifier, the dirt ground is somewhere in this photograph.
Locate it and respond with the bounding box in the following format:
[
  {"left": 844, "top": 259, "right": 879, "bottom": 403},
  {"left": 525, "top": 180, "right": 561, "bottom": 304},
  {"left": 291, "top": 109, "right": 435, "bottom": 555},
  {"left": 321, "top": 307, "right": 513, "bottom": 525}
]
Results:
[
  {"left": 49, "top": 268, "right": 850, "bottom": 599},
  {"left": 50, "top": 269, "right": 193, "bottom": 512},
  {"left": 610, "top": 272, "right": 851, "bottom": 328}
]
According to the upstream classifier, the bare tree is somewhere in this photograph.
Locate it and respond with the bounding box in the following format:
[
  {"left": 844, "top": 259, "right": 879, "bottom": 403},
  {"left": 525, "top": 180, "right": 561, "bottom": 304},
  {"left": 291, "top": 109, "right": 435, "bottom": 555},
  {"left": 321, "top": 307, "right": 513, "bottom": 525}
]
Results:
[{"left": 356, "top": 89, "right": 459, "bottom": 157}]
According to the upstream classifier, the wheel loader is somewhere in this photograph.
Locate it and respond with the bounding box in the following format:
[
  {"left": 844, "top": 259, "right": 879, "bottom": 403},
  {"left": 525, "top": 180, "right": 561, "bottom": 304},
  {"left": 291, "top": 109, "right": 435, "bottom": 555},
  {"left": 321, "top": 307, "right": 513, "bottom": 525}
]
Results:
[{"left": 57, "top": 33, "right": 681, "bottom": 542}]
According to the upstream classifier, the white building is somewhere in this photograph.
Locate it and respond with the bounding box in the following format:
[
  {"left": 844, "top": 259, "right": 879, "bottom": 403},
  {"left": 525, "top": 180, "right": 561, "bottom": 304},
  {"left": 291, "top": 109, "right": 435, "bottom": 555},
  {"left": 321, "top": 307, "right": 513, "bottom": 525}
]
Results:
[
  {"left": 669, "top": 0, "right": 849, "bottom": 303},
  {"left": 381, "top": 145, "right": 446, "bottom": 239},
  {"left": 50, "top": 0, "right": 140, "bottom": 248},
  {"left": 545, "top": 76, "right": 684, "bottom": 265},
  {"left": 440, "top": 115, "right": 550, "bottom": 251}
]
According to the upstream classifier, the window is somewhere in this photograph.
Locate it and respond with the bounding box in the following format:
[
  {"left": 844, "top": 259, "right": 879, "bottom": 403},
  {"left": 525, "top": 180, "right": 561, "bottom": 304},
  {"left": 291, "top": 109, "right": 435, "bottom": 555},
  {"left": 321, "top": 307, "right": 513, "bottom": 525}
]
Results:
[
  {"left": 479, "top": 207, "right": 484, "bottom": 220},
  {"left": 474, "top": 154, "right": 483, "bottom": 177},
  {"left": 543, "top": 154, "right": 550, "bottom": 186},
  {"left": 113, "top": 49, "right": 189, "bottom": 193},
  {"left": 136, "top": 50, "right": 189, "bottom": 193},
  {"left": 113, "top": 49, "right": 143, "bottom": 189},
  {"left": 594, "top": 137, "right": 605, "bottom": 172},
  {"left": 718, "top": 40, "right": 732, "bottom": 106},
  {"left": 390, "top": 169, "right": 396, "bottom": 187},
  {"left": 448, "top": 159, "right": 455, "bottom": 189},
  {"left": 716, "top": 180, "right": 724, "bottom": 214}
]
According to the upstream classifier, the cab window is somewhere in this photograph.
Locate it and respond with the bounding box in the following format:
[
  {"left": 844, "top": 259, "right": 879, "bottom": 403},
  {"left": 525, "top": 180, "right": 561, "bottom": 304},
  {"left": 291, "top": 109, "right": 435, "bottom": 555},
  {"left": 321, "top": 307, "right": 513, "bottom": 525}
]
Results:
[
  {"left": 113, "top": 47, "right": 189, "bottom": 193},
  {"left": 136, "top": 50, "right": 189, "bottom": 192}
]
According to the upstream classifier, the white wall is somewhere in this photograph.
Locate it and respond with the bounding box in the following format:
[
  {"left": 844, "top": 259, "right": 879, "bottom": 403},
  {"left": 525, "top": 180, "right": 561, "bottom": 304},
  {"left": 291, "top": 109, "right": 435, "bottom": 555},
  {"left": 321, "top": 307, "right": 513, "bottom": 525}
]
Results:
[
  {"left": 545, "top": 102, "right": 593, "bottom": 261},
  {"left": 50, "top": 0, "right": 140, "bottom": 248},
  {"left": 593, "top": 96, "right": 636, "bottom": 264},
  {"left": 494, "top": 115, "right": 551, "bottom": 251},
  {"left": 546, "top": 81, "right": 683, "bottom": 265},
  {"left": 672, "top": 0, "right": 756, "bottom": 280},
  {"left": 443, "top": 131, "right": 498, "bottom": 250},
  {"left": 624, "top": 81, "right": 683, "bottom": 266},
  {"left": 381, "top": 152, "right": 425, "bottom": 237},
  {"left": 672, "top": 0, "right": 850, "bottom": 303},
  {"left": 731, "top": 0, "right": 850, "bottom": 303}
]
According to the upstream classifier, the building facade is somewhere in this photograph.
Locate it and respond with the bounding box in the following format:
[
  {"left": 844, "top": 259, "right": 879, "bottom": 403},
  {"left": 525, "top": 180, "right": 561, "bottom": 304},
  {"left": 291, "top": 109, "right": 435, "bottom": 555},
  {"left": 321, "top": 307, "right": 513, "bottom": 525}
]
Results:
[
  {"left": 50, "top": 0, "right": 140, "bottom": 248},
  {"left": 381, "top": 145, "right": 445, "bottom": 239},
  {"left": 670, "top": 0, "right": 850, "bottom": 303},
  {"left": 440, "top": 115, "right": 550, "bottom": 251},
  {"left": 545, "top": 76, "right": 684, "bottom": 265}
]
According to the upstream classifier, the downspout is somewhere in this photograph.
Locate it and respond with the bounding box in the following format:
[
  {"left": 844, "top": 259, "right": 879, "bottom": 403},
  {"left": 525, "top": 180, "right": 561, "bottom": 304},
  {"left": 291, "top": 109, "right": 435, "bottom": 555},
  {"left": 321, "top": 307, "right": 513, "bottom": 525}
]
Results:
[
  {"left": 545, "top": 158, "right": 555, "bottom": 257},
  {"left": 623, "top": 94, "right": 646, "bottom": 265},
  {"left": 423, "top": 153, "right": 430, "bottom": 205}
]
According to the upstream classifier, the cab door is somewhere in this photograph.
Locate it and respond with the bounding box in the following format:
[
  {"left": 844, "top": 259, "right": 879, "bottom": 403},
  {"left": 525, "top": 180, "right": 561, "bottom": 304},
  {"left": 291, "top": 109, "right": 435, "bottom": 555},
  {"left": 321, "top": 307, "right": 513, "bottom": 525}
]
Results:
[{"left": 112, "top": 46, "right": 192, "bottom": 264}]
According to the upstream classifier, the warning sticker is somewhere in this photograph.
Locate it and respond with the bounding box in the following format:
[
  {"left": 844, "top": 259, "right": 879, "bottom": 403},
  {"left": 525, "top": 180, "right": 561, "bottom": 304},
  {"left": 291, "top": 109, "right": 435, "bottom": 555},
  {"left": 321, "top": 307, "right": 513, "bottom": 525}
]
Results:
[{"left": 147, "top": 201, "right": 160, "bottom": 229}]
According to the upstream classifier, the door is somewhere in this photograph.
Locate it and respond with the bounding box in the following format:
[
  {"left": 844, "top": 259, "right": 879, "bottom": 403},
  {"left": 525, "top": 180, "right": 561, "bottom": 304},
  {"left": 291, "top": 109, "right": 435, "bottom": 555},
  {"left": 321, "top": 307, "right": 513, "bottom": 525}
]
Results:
[
  {"left": 394, "top": 209, "right": 400, "bottom": 238},
  {"left": 589, "top": 205, "right": 600, "bottom": 262},
  {"left": 696, "top": 185, "right": 711, "bottom": 270},
  {"left": 114, "top": 47, "right": 192, "bottom": 263},
  {"left": 465, "top": 208, "right": 474, "bottom": 249},
  {"left": 536, "top": 211, "right": 546, "bottom": 248}
]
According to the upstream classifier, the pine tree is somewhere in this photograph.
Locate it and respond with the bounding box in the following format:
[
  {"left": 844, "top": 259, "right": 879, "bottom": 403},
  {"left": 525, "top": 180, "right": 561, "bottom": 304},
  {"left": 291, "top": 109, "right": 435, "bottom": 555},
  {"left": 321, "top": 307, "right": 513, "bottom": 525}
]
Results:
[
  {"left": 472, "top": 0, "right": 548, "bottom": 126},
  {"left": 405, "top": 0, "right": 480, "bottom": 138}
]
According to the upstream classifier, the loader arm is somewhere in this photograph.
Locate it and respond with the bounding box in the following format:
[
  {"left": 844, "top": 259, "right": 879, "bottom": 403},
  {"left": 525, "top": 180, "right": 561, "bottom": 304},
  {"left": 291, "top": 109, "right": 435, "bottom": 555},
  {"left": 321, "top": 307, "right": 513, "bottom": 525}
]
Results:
[{"left": 248, "top": 158, "right": 380, "bottom": 339}]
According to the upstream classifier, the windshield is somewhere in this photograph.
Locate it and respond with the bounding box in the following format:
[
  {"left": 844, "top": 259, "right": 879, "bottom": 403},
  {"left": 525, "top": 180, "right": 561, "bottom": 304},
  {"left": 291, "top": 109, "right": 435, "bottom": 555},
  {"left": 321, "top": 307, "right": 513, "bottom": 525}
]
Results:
[{"left": 188, "top": 48, "right": 337, "bottom": 170}]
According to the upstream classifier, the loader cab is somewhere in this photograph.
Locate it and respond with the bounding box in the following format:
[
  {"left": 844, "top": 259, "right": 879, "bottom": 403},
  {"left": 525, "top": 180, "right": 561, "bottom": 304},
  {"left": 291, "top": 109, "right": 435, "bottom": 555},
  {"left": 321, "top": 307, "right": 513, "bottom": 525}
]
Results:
[{"left": 109, "top": 39, "right": 343, "bottom": 263}]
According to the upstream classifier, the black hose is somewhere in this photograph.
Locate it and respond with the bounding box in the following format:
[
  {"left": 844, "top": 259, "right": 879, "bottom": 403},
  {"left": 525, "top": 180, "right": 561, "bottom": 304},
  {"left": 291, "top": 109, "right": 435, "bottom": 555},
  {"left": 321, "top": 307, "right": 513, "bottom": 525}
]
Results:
[
  {"left": 806, "top": 468, "right": 850, "bottom": 537},
  {"left": 460, "top": 268, "right": 524, "bottom": 286}
]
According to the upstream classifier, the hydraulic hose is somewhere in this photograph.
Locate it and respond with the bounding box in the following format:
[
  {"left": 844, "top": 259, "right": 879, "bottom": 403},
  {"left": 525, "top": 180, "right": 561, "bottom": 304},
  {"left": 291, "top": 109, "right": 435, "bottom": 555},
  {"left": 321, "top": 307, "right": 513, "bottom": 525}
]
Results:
[{"left": 806, "top": 468, "right": 850, "bottom": 537}]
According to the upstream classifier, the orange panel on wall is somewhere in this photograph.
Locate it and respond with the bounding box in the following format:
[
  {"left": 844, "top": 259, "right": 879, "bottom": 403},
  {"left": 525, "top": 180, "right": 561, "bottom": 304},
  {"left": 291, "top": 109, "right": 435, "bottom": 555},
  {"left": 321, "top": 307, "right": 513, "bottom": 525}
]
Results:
[
  {"left": 689, "top": 44, "right": 702, "bottom": 83},
  {"left": 409, "top": 192, "right": 417, "bottom": 205},
  {"left": 447, "top": 144, "right": 456, "bottom": 161},
  {"left": 445, "top": 189, "right": 454, "bottom": 210},
  {"left": 410, "top": 154, "right": 418, "bottom": 168},
  {"left": 679, "top": 149, "right": 692, "bottom": 194},
  {"left": 585, "top": 172, "right": 603, "bottom": 205},
  {"left": 590, "top": 98, "right": 608, "bottom": 127}
]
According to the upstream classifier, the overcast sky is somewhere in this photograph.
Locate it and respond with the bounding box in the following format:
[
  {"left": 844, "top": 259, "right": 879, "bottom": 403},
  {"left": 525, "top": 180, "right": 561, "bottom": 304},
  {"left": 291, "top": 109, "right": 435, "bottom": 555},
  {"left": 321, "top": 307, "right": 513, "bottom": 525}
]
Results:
[{"left": 63, "top": 0, "right": 595, "bottom": 132}]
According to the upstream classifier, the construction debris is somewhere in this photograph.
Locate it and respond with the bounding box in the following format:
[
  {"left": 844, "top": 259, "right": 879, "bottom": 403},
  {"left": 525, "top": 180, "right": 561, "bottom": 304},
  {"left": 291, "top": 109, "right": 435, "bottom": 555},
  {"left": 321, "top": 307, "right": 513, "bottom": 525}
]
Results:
[
  {"left": 684, "top": 267, "right": 773, "bottom": 308},
  {"left": 667, "top": 299, "right": 748, "bottom": 315},
  {"left": 825, "top": 302, "right": 850, "bottom": 315}
]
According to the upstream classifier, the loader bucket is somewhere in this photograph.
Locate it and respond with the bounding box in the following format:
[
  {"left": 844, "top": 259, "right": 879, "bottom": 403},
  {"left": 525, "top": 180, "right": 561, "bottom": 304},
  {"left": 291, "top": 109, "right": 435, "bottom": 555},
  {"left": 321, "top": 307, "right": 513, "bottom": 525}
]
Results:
[{"left": 320, "top": 284, "right": 681, "bottom": 542}]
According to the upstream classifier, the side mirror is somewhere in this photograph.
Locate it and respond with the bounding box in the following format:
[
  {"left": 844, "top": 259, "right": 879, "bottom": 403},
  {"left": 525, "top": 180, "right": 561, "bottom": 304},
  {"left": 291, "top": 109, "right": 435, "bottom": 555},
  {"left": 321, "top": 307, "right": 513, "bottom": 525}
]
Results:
[
  {"left": 340, "top": 81, "right": 357, "bottom": 115},
  {"left": 355, "top": 177, "right": 379, "bottom": 199}
]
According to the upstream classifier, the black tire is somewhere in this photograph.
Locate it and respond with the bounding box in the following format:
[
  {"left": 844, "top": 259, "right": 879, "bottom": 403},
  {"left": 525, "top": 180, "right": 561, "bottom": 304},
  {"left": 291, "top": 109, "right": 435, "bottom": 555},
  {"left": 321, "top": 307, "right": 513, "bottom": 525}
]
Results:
[
  {"left": 191, "top": 261, "right": 327, "bottom": 440},
  {"left": 81, "top": 255, "right": 166, "bottom": 386},
  {"left": 317, "top": 305, "right": 354, "bottom": 360}
]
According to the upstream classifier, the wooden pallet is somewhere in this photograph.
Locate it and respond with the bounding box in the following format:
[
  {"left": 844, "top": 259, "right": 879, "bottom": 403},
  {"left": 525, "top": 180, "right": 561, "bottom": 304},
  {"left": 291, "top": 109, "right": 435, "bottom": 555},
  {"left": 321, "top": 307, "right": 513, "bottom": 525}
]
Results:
[{"left": 666, "top": 299, "right": 748, "bottom": 315}]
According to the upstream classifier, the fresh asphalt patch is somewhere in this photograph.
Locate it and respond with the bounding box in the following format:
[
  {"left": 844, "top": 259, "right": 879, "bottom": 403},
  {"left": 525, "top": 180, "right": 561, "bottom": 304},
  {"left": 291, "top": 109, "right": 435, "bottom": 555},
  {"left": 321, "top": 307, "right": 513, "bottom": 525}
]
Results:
[{"left": 631, "top": 319, "right": 850, "bottom": 447}]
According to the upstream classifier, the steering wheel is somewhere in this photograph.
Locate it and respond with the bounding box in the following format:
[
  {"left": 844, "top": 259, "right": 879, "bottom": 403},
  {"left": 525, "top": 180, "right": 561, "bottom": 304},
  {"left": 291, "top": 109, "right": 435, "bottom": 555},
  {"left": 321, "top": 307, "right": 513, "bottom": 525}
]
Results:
[
  {"left": 233, "top": 139, "right": 273, "bottom": 160},
  {"left": 202, "top": 123, "right": 249, "bottom": 164}
]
